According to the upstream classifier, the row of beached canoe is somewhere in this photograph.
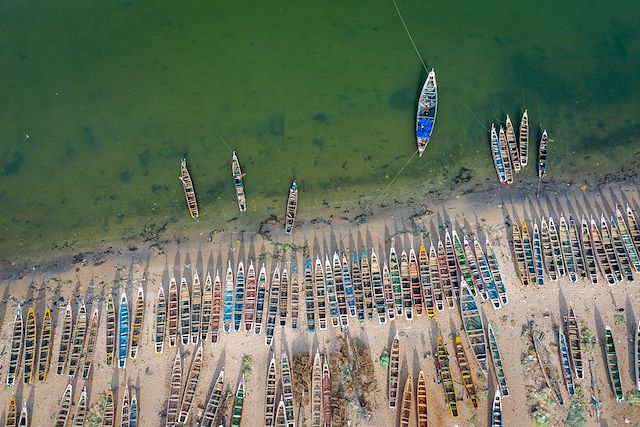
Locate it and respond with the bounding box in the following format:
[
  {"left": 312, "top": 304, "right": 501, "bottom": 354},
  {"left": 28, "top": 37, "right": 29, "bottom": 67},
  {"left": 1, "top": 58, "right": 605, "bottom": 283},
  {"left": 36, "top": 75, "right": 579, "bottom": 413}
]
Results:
[
  {"left": 489, "top": 111, "right": 550, "bottom": 183},
  {"left": 387, "top": 304, "right": 507, "bottom": 424},
  {"left": 511, "top": 206, "right": 640, "bottom": 287}
]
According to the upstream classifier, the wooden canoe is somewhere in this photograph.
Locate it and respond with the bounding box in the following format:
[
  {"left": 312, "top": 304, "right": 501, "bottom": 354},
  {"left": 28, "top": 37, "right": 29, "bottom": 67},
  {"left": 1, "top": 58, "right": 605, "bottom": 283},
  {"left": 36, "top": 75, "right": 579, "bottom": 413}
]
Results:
[
  {"left": 399, "top": 375, "right": 413, "bottom": 427},
  {"left": 342, "top": 253, "right": 356, "bottom": 319},
  {"left": 253, "top": 265, "right": 266, "bottom": 336},
  {"left": 486, "top": 238, "right": 508, "bottom": 306},
  {"left": 487, "top": 325, "right": 509, "bottom": 397},
  {"left": 22, "top": 307, "right": 36, "bottom": 384},
  {"left": 81, "top": 306, "right": 100, "bottom": 379},
  {"left": 130, "top": 284, "right": 145, "bottom": 358},
  {"left": 511, "top": 221, "right": 527, "bottom": 286},
  {"left": 167, "top": 277, "right": 179, "bottom": 347},
  {"left": 564, "top": 308, "right": 583, "bottom": 380},
  {"left": 117, "top": 291, "right": 129, "bottom": 369},
  {"left": 444, "top": 232, "right": 460, "bottom": 302},
  {"left": 201, "top": 272, "right": 213, "bottom": 341},
  {"left": 312, "top": 352, "right": 322, "bottom": 427},
  {"left": 284, "top": 181, "right": 298, "bottom": 235},
  {"left": 244, "top": 263, "right": 256, "bottom": 333},
  {"left": 178, "top": 345, "right": 203, "bottom": 424},
  {"left": 581, "top": 217, "right": 599, "bottom": 284},
  {"left": 418, "top": 243, "right": 435, "bottom": 318},
  {"left": 382, "top": 262, "right": 395, "bottom": 322},
  {"left": 265, "top": 266, "right": 280, "bottom": 346},
  {"left": 627, "top": 204, "right": 640, "bottom": 255},
  {"left": 179, "top": 277, "right": 191, "bottom": 345},
  {"left": 121, "top": 384, "right": 130, "bottom": 427},
  {"left": 416, "top": 370, "right": 428, "bottom": 427},
  {"left": 233, "top": 262, "right": 245, "bottom": 332},
  {"left": 635, "top": 320, "right": 640, "bottom": 391},
  {"left": 352, "top": 251, "right": 366, "bottom": 323},
  {"left": 166, "top": 352, "right": 182, "bottom": 426},
  {"left": 519, "top": 109, "right": 529, "bottom": 167},
  {"left": 56, "top": 303, "right": 72, "bottom": 376},
  {"left": 436, "top": 336, "right": 459, "bottom": 418},
  {"left": 389, "top": 245, "right": 403, "bottom": 317},
  {"left": 540, "top": 218, "right": 558, "bottom": 281},
  {"left": 304, "top": 258, "right": 316, "bottom": 332},
  {"left": 332, "top": 253, "right": 348, "bottom": 330},
  {"left": 105, "top": 293, "right": 116, "bottom": 366},
  {"left": 409, "top": 248, "right": 423, "bottom": 315},
  {"left": 538, "top": 130, "right": 548, "bottom": 178},
  {"left": 103, "top": 387, "right": 115, "bottom": 427},
  {"left": 463, "top": 235, "right": 486, "bottom": 298},
  {"left": 18, "top": 405, "right": 27, "bottom": 427},
  {"left": 453, "top": 230, "right": 474, "bottom": 295},
  {"left": 179, "top": 159, "right": 199, "bottom": 220},
  {"left": 490, "top": 123, "right": 507, "bottom": 183},
  {"left": 604, "top": 326, "right": 624, "bottom": 401},
  {"left": 322, "top": 355, "right": 332, "bottom": 425},
  {"left": 291, "top": 263, "right": 300, "bottom": 329},
  {"left": 360, "top": 250, "right": 375, "bottom": 321},
  {"left": 400, "top": 250, "right": 413, "bottom": 320},
  {"left": 600, "top": 215, "right": 623, "bottom": 283},
  {"left": 212, "top": 270, "right": 222, "bottom": 342},
  {"left": 559, "top": 330, "right": 576, "bottom": 396},
  {"left": 371, "top": 249, "right": 386, "bottom": 324},
  {"left": 314, "top": 256, "right": 327, "bottom": 331},
  {"left": 54, "top": 383, "right": 73, "bottom": 427},
  {"left": 72, "top": 387, "right": 87, "bottom": 427},
  {"left": 416, "top": 69, "right": 437, "bottom": 156},
  {"left": 521, "top": 221, "right": 537, "bottom": 286},
  {"left": 279, "top": 265, "right": 289, "bottom": 328},
  {"left": 281, "top": 349, "right": 296, "bottom": 427},
  {"left": 388, "top": 332, "right": 400, "bottom": 409},
  {"left": 569, "top": 216, "right": 587, "bottom": 280},
  {"left": 505, "top": 114, "right": 520, "bottom": 171},
  {"left": 6, "top": 396, "right": 17, "bottom": 427},
  {"left": 231, "top": 151, "right": 247, "bottom": 212},
  {"left": 433, "top": 242, "right": 448, "bottom": 310},
  {"left": 609, "top": 215, "right": 634, "bottom": 281},
  {"left": 548, "top": 217, "right": 566, "bottom": 278},
  {"left": 616, "top": 207, "right": 640, "bottom": 273},
  {"left": 223, "top": 262, "right": 234, "bottom": 334},
  {"left": 324, "top": 255, "right": 339, "bottom": 328},
  {"left": 130, "top": 387, "right": 139, "bottom": 427},
  {"left": 155, "top": 287, "right": 167, "bottom": 354},
  {"left": 36, "top": 306, "right": 52, "bottom": 383},
  {"left": 265, "top": 354, "right": 277, "bottom": 427},
  {"left": 454, "top": 336, "right": 479, "bottom": 407},
  {"left": 231, "top": 375, "right": 246, "bottom": 427},
  {"left": 201, "top": 369, "right": 225, "bottom": 427},
  {"left": 191, "top": 272, "right": 202, "bottom": 344},
  {"left": 460, "top": 281, "right": 487, "bottom": 373},
  {"left": 498, "top": 125, "right": 513, "bottom": 184},
  {"left": 67, "top": 302, "right": 87, "bottom": 378},
  {"left": 491, "top": 389, "right": 502, "bottom": 427},
  {"left": 474, "top": 238, "right": 501, "bottom": 309}
]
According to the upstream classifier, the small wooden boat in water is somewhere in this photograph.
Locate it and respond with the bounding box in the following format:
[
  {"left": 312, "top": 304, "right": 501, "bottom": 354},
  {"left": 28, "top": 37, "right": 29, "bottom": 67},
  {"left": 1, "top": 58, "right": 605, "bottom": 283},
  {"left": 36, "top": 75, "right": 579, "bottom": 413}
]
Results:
[
  {"left": 6, "top": 397, "right": 17, "bottom": 427},
  {"left": 201, "top": 369, "right": 225, "bottom": 427},
  {"left": 519, "top": 110, "right": 529, "bottom": 167},
  {"left": 166, "top": 352, "right": 182, "bottom": 426},
  {"left": 304, "top": 259, "right": 316, "bottom": 332},
  {"left": 244, "top": 263, "right": 256, "bottom": 333},
  {"left": 491, "top": 390, "right": 502, "bottom": 427},
  {"left": 389, "top": 245, "right": 403, "bottom": 317},
  {"left": 201, "top": 272, "right": 213, "bottom": 341},
  {"left": 223, "top": 263, "right": 234, "bottom": 334},
  {"left": 81, "top": 306, "right": 100, "bottom": 379},
  {"left": 399, "top": 375, "right": 413, "bottom": 427},
  {"left": 436, "top": 336, "right": 459, "bottom": 418},
  {"left": 279, "top": 265, "right": 290, "bottom": 328},
  {"left": 23, "top": 307, "right": 36, "bottom": 384},
  {"left": 232, "top": 151, "right": 247, "bottom": 212},
  {"left": 130, "top": 285, "right": 145, "bottom": 358},
  {"left": 505, "top": 114, "right": 520, "bottom": 172},
  {"left": 191, "top": 272, "right": 202, "bottom": 344},
  {"left": 388, "top": 332, "right": 400, "bottom": 409},
  {"left": 284, "top": 181, "right": 298, "bottom": 235},
  {"left": 314, "top": 257, "right": 328, "bottom": 331},
  {"left": 538, "top": 130, "right": 548, "bottom": 178},
  {"left": 604, "top": 326, "right": 624, "bottom": 401},
  {"left": 291, "top": 263, "right": 300, "bottom": 329},
  {"left": 37, "top": 306, "right": 52, "bottom": 383},
  {"left": 418, "top": 243, "right": 435, "bottom": 317},
  {"left": 360, "top": 250, "right": 375, "bottom": 321},
  {"left": 498, "top": 126, "right": 513, "bottom": 184},
  {"left": 400, "top": 250, "right": 413, "bottom": 320},
  {"left": 416, "top": 370, "right": 428, "bottom": 427},
  {"left": 322, "top": 355, "right": 332, "bottom": 425},
  {"left": 168, "top": 278, "right": 179, "bottom": 347},
  {"left": 454, "top": 336, "right": 479, "bottom": 407},
  {"left": 490, "top": 123, "right": 507, "bottom": 183},
  {"left": 325, "top": 255, "right": 340, "bottom": 328},
  {"left": 559, "top": 330, "right": 576, "bottom": 396},
  {"left": 265, "top": 354, "right": 277, "bottom": 426},
  {"left": 118, "top": 291, "right": 129, "bottom": 369},
  {"left": 371, "top": 250, "right": 387, "bottom": 324},
  {"left": 312, "top": 352, "right": 322, "bottom": 427},
  {"left": 155, "top": 287, "right": 167, "bottom": 354},
  {"left": 180, "top": 277, "right": 191, "bottom": 345},
  {"left": 416, "top": 68, "right": 437, "bottom": 156},
  {"left": 72, "top": 387, "right": 88, "bottom": 427},
  {"left": 265, "top": 266, "right": 280, "bottom": 346},
  {"left": 591, "top": 217, "right": 615, "bottom": 285},
  {"left": 180, "top": 159, "right": 199, "bottom": 220},
  {"left": 231, "top": 375, "right": 246, "bottom": 427},
  {"left": 67, "top": 302, "right": 87, "bottom": 378},
  {"left": 564, "top": 308, "right": 583, "bottom": 380},
  {"left": 281, "top": 349, "right": 296, "bottom": 427},
  {"left": 234, "top": 262, "right": 245, "bottom": 332},
  {"left": 487, "top": 325, "right": 509, "bottom": 397},
  {"left": 254, "top": 265, "right": 266, "bottom": 336},
  {"left": 212, "top": 271, "right": 222, "bottom": 342},
  {"left": 104, "top": 387, "right": 115, "bottom": 427},
  {"left": 581, "top": 218, "right": 599, "bottom": 284},
  {"left": 56, "top": 303, "right": 72, "bottom": 376},
  {"left": 178, "top": 345, "right": 203, "bottom": 424},
  {"left": 55, "top": 383, "right": 73, "bottom": 427},
  {"left": 106, "top": 293, "right": 116, "bottom": 366},
  {"left": 460, "top": 281, "right": 487, "bottom": 373}
]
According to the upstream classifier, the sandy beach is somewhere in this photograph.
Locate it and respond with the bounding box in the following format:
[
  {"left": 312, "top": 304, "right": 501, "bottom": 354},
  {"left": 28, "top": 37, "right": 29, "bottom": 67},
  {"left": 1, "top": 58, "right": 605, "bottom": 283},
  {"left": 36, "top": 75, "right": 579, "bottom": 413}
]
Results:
[{"left": 2, "top": 181, "right": 640, "bottom": 426}]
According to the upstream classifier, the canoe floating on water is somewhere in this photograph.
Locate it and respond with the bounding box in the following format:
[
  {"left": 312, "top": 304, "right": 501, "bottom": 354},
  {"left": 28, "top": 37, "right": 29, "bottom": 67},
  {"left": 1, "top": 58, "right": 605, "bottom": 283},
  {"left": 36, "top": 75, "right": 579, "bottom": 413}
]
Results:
[
  {"left": 284, "top": 181, "right": 298, "bottom": 235},
  {"left": 416, "top": 69, "right": 437, "bottom": 156},
  {"left": 505, "top": 114, "right": 520, "bottom": 172},
  {"left": 538, "top": 130, "right": 548, "bottom": 178},
  {"left": 232, "top": 151, "right": 247, "bottom": 212},
  {"left": 519, "top": 110, "right": 529, "bottom": 167},
  {"left": 179, "top": 159, "right": 199, "bottom": 220},
  {"left": 490, "top": 123, "right": 507, "bottom": 183}
]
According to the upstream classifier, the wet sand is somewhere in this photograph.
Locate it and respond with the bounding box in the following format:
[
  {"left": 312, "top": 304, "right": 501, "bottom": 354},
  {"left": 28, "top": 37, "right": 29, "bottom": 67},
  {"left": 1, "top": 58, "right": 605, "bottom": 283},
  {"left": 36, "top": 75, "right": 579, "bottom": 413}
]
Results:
[{"left": 1, "top": 182, "right": 640, "bottom": 426}]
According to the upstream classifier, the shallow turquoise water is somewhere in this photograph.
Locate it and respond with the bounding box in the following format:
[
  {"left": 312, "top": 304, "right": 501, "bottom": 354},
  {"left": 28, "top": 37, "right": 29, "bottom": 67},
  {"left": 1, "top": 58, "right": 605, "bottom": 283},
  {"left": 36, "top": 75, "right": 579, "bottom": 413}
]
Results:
[{"left": 1, "top": 0, "right": 639, "bottom": 259}]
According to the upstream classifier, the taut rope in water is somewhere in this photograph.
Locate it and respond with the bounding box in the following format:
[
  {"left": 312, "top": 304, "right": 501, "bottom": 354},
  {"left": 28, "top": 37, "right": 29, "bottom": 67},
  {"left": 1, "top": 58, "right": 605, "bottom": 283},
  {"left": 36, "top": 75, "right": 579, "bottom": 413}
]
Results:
[{"left": 392, "top": 0, "right": 428, "bottom": 73}]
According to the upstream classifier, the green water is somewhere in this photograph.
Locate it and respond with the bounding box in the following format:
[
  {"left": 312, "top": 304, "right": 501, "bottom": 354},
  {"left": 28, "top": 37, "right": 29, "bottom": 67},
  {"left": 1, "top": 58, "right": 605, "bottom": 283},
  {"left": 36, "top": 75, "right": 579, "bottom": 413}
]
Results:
[{"left": 1, "top": 0, "right": 639, "bottom": 260}]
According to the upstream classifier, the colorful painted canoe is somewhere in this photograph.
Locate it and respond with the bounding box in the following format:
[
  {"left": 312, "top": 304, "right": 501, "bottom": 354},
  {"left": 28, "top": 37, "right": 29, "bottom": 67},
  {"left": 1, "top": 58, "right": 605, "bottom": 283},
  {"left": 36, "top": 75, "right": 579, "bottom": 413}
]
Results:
[{"left": 416, "top": 69, "right": 437, "bottom": 156}]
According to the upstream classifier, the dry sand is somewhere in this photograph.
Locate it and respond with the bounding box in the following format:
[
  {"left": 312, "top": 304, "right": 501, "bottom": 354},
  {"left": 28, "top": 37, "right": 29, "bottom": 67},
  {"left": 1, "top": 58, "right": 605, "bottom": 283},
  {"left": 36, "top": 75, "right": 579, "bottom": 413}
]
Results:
[{"left": 1, "top": 182, "right": 640, "bottom": 426}]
